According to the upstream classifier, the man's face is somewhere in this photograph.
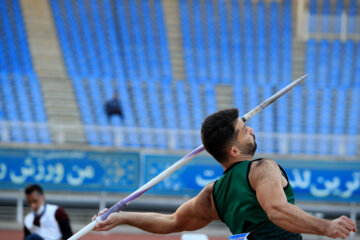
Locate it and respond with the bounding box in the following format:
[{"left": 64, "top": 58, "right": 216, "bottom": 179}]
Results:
[
  {"left": 233, "top": 118, "right": 257, "bottom": 155},
  {"left": 26, "top": 191, "right": 45, "bottom": 212}
]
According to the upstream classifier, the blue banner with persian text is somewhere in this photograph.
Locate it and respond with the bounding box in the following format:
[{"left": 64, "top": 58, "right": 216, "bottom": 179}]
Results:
[
  {"left": 145, "top": 155, "right": 360, "bottom": 202},
  {"left": 0, "top": 147, "right": 359, "bottom": 202},
  {"left": 0, "top": 148, "right": 140, "bottom": 192}
]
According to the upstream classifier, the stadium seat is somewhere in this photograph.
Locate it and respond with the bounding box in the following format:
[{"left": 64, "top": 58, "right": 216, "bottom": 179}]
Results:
[
  {"left": 290, "top": 87, "right": 303, "bottom": 154},
  {"left": 154, "top": 0, "right": 172, "bottom": 81},
  {"left": 318, "top": 88, "right": 332, "bottom": 155},
  {"left": 230, "top": 0, "right": 242, "bottom": 83},
  {"left": 262, "top": 85, "right": 274, "bottom": 153},
  {"left": 192, "top": 0, "right": 206, "bottom": 83},
  {"left": 204, "top": 0, "right": 218, "bottom": 83},
  {"left": 304, "top": 87, "right": 318, "bottom": 155},
  {"left": 175, "top": 81, "right": 193, "bottom": 149},
  {"left": 161, "top": 81, "right": 179, "bottom": 149},
  {"left": 346, "top": 88, "right": 360, "bottom": 156},
  {"left": 317, "top": 40, "right": 329, "bottom": 87},
  {"left": 341, "top": 41, "right": 355, "bottom": 87},
  {"left": 247, "top": 84, "right": 260, "bottom": 133}
]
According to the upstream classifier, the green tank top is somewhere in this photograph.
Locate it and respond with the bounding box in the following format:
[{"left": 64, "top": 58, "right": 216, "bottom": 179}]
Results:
[{"left": 213, "top": 159, "right": 302, "bottom": 240}]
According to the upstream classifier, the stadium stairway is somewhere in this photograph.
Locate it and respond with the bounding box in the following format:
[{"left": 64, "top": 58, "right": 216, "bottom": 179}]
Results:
[
  {"left": 20, "top": 0, "right": 86, "bottom": 144},
  {"left": 292, "top": 38, "right": 306, "bottom": 80},
  {"left": 162, "top": 0, "right": 185, "bottom": 81},
  {"left": 215, "top": 85, "right": 233, "bottom": 110}
]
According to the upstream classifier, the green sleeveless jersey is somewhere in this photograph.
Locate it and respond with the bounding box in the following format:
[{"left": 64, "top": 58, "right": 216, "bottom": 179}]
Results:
[{"left": 213, "top": 159, "right": 302, "bottom": 240}]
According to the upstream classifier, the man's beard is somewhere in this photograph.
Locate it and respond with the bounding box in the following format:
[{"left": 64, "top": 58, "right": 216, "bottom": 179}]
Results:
[{"left": 241, "top": 135, "right": 257, "bottom": 156}]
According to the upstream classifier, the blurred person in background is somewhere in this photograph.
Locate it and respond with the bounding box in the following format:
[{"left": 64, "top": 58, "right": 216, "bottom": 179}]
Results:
[
  {"left": 104, "top": 92, "right": 123, "bottom": 121},
  {"left": 24, "top": 184, "right": 72, "bottom": 240}
]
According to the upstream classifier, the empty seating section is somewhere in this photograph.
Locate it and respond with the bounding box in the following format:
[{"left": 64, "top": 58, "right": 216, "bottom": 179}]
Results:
[
  {"left": 50, "top": 0, "right": 174, "bottom": 147},
  {"left": 0, "top": 0, "right": 359, "bottom": 156},
  {"left": 305, "top": 0, "right": 360, "bottom": 155},
  {"left": 0, "top": 0, "right": 50, "bottom": 144}
]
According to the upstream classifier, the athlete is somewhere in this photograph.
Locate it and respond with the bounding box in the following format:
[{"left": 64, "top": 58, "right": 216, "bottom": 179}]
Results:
[{"left": 93, "top": 108, "right": 357, "bottom": 239}]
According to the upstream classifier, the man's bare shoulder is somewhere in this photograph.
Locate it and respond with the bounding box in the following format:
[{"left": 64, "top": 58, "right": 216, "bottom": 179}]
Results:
[
  {"left": 249, "top": 158, "right": 281, "bottom": 189},
  {"left": 251, "top": 158, "right": 278, "bottom": 171}
]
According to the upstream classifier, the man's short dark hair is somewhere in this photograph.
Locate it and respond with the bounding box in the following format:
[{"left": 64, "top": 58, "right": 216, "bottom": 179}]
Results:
[
  {"left": 201, "top": 108, "right": 239, "bottom": 163},
  {"left": 25, "top": 184, "right": 44, "bottom": 196}
]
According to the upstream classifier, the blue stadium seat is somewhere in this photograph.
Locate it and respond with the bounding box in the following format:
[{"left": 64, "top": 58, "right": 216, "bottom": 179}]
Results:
[
  {"left": 76, "top": 0, "right": 101, "bottom": 78},
  {"left": 304, "top": 87, "right": 318, "bottom": 155},
  {"left": 100, "top": 0, "right": 124, "bottom": 78},
  {"left": 305, "top": 39, "right": 317, "bottom": 86},
  {"left": 192, "top": 0, "right": 206, "bottom": 83},
  {"left": 262, "top": 85, "right": 274, "bottom": 153},
  {"left": 161, "top": 81, "right": 179, "bottom": 149},
  {"left": 179, "top": 0, "right": 195, "bottom": 82},
  {"left": 321, "top": 0, "right": 331, "bottom": 33},
  {"left": 128, "top": 0, "right": 148, "bottom": 81},
  {"left": 145, "top": 81, "right": 166, "bottom": 148},
  {"left": 269, "top": 1, "right": 280, "bottom": 85},
  {"left": 290, "top": 87, "right": 303, "bottom": 154},
  {"left": 275, "top": 85, "right": 288, "bottom": 153},
  {"left": 233, "top": 82, "right": 245, "bottom": 114},
  {"left": 115, "top": 78, "right": 139, "bottom": 148},
  {"left": 204, "top": 0, "right": 218, "bottom": 83},
  {"left": 175, "top": 81, "right": 193, "bottom": 149},
  {"left": 256, "top": 1, "right": 266, "bottom": 84},
  {"left": 308, "top": 0, "right": 318, "bottom": 33},
  {"left": 189, "top": 82, "right": 203, "bottom": 146},
  {"left": 333, "top": 0, "right": 344, "bottom": 34},
  {"left": 230, "top": 0, "right": 242, "bottom": 83},
  {"left": 329, "top": 40, "right": 341, "bottom": 87},
  {"left": 154, "top": 0, "right": 172, "bottom": 81},
  {"left": 332, "top": 88, "right": 347, "bottom": 155},
  {"left": 318, "top": 88, "right": 332, "bottom": 155},
  {"left": 346, "top": 88, "right": 360, "bottom": 155},
  {"left": 0, "top": 76, "right": 23, "bottom": 142},
  {"left": 27, "top": 75, "right": 51, "bottom": 144},
  {"left": 243, "top": 0, "right": 255, "bottom": 84},
  {"left": 347, "top": 0, "right": 357, "bottom": 34},
  {"left": 317, "top": 40, "right": 329, "bottom": 87},
  {"left": 203, "top": 82, "right": 217, "bottom": 116},
  {"left": 247, "top": 84, "right": 260, "bottom": 134},
  {"left": 282, "top": 0, "right": 292, "bottom": 84},
  {"left": 141, "top": 0, "right": 160, "bottom": 81},
  {"left": 13, "top": 75, "right": 37, "bottom": 143},
  {"left": 216, "top": 0, "right": 231, "bottom": 84},
  {"left": 89, "top": 0, "right": 112, "bottom": 77},
  {"left": 50, "top": 0, "right": 78, "bottom": 77},
  {"left": 11, "top": 0, "right": 35, "bottom": 74},
  {"left": 341, "top": 40, "right": 354, "bottom": 87},
  {"left": 131, "top": 80, "right": 153, "bottom": 148}
]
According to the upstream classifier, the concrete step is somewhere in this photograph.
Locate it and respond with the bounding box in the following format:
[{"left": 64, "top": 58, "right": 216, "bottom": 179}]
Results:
[
  {"left": 162, "top": 0, "right": 184, "bottom": 80},
  {"left": 48, "top": 116, "right": 83, "bottom": 124},
  {"left": 37, "top": 72, "right": 68, "bottom": 80}
]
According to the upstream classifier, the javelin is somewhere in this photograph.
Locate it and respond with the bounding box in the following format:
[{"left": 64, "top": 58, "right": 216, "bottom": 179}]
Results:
[{"left": 68, "top": 74, "right": 307, "bottom": 240}]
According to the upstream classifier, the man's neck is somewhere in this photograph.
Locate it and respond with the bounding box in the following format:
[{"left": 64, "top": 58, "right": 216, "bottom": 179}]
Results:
[{"left": 222, "top": 155, "right": 254, "bottom": 171}]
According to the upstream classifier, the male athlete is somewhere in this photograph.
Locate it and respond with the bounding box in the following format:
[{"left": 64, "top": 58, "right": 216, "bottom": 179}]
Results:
[{"left": 93, "top": 108, "right": 357, "bottom": 239}]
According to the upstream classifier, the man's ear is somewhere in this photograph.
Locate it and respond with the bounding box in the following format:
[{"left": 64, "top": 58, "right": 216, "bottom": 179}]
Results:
[{"left": 228, "top": 145, "right": 240, "bottom": 158}]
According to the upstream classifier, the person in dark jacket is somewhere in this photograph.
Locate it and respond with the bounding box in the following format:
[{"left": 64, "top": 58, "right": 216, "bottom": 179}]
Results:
[{"left": 105, "top": 92, "right": 123, "bottom": 121}]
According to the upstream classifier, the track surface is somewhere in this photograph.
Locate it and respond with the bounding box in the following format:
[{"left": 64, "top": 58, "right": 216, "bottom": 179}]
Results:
[{"left": 0, "top": 229, "right": 227, "bottom": 240}]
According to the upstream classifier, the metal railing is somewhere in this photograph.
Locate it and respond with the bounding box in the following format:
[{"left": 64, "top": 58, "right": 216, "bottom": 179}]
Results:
[{"left": 0, "top": 121, "right": 359, "bottom": 156}]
